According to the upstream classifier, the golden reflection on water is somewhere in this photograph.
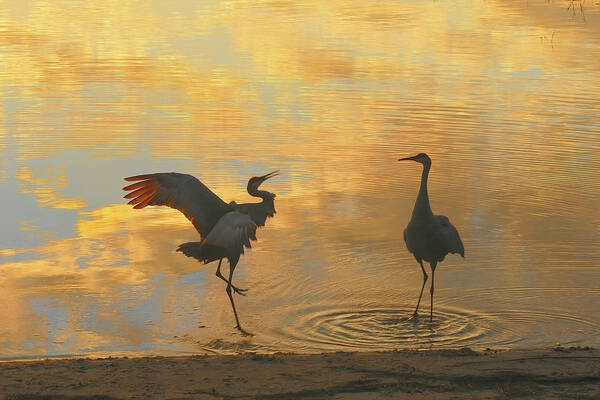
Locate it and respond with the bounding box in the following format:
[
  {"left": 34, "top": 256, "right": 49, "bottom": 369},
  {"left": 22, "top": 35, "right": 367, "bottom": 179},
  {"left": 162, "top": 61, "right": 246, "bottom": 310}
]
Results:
[
  {"left": 15, "top": 167, "right": 87, "bottom": 209},
  {"left": 0, "top": 0, "right": 599, "bottom": 358}
]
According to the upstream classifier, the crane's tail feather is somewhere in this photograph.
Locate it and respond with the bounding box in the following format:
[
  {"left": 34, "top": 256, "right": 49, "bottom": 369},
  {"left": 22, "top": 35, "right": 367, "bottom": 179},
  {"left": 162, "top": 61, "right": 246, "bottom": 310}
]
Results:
[
  {"left": 177, "top": 242, "right": 222, "bottom": 264},
  {"left": 176, "top": 242, "right": 201, "bottom": 258}
]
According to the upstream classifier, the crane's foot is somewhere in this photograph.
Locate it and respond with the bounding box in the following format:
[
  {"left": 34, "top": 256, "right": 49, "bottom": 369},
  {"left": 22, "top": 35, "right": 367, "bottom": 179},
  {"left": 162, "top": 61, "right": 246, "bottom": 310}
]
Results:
[
  {"left": 236, "top": 325, "right": 254, "bottom": 336},
  {"left": 232, "top": 286, "right": 248, "bottom": 296}
]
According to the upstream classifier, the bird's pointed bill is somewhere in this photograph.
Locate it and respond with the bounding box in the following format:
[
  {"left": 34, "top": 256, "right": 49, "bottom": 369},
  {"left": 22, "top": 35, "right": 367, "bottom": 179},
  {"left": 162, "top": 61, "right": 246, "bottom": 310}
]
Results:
[
  {"left": 398, "top": 156, "right": 418, "bottom": 161},
  {"left": 259, "top": 170, "right": 279, "bottom": 181}
]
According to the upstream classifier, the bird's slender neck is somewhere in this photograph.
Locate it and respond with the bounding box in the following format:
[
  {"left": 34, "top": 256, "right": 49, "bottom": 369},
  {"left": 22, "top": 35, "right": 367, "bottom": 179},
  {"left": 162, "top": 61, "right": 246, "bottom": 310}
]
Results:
[
  {"left": 413, "top": 162, "right": 433, "bottom": 217},
  {"left": 248, "top": 187, "right": 271, "bottom": 202}
]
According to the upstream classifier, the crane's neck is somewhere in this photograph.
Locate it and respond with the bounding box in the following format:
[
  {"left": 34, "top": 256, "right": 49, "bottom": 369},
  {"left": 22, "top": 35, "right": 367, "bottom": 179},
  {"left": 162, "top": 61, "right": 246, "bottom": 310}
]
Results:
[
  {"left": 248, "top": 188, "right": 272, "bottom": 202},
  {"left": 412, "top": 162, "right": 433, "bottom": 218}
]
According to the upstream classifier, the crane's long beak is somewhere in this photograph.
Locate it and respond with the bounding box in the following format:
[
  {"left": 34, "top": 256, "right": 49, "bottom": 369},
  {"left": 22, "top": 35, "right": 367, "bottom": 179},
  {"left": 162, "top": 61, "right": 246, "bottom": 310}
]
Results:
[
  {"left": 259, "top": 170, "right": 279, "bottom": 181},
  {"left": 398, "top": 155, "right": 417, "bottom": 162}
]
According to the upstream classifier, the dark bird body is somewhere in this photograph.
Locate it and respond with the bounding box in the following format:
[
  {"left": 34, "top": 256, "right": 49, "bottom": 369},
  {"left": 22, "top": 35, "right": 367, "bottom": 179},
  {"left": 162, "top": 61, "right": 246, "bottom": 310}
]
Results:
[
  {"left": 122, "top": 171, "right": 278, "bottom": 334},
  {"left": 400, "top": 153, "right": 464, "bottom": 321}
]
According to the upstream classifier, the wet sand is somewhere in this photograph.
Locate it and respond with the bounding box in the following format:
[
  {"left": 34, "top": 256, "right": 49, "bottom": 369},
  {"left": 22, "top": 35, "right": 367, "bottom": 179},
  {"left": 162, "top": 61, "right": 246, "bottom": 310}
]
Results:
[{"left": 1, "top": 347, "right": 598, "bottom": 399}]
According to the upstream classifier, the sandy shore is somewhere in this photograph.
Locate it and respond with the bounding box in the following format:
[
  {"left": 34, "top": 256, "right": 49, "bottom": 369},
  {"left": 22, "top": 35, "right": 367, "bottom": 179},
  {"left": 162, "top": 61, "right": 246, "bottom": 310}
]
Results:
[{"left": 1, "top": 347, "right": 598, "bottom": 399}]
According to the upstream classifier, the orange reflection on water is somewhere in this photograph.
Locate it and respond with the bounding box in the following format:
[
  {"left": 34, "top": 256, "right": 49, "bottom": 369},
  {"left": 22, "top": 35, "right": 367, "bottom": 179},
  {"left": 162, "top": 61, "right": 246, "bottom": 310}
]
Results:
[
  {"left": 0, "top": 0, "right": 597, "bottom": 170},
  {"left": 0, "top": 0, "right": 599, "bottom": 357},
  {"left": 15, "top": 167, "right": 87, "bottom": 209},
  {"left": 0, "top": 204, "right": 238, "bottom": 357}
]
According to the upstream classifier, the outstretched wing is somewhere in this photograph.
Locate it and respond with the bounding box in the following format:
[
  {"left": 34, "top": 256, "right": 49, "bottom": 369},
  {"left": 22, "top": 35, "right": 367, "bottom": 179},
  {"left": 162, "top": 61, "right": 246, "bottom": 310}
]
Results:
[
  {"left": 434, "top": 215, "right": 465, "bottom": 258},
  {"left": 123, "top": 172, "right": 232, "bottom": 238}
]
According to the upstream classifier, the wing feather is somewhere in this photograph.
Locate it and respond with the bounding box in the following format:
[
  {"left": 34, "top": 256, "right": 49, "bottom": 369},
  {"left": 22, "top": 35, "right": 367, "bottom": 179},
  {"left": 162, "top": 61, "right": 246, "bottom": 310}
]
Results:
[
  {"left": 122, "top": 180, "right": 152, "bottom": 192},
  {"left": 133, "top": 194, "right": 154, "bottom": 209},
  {"left": 128, "top": 189, "right": 155, "bottom": 205},
  {"left": 123, "top": 172, "right": 232, "bottom": 238},
  {"left": 434, "top": 215, "right": 465, "bottom": 258},
  {"left": 232, "top": 199, "right": 276, "bottom": 227},
  {"left": 124, "top": 174, "right": 155, "bottom": 182},
  {"left": 124, "top": 186, "right": 152, "bottom": 200},
  {"left": 203, "top": 211, "right": 257, "bottom": 257}
]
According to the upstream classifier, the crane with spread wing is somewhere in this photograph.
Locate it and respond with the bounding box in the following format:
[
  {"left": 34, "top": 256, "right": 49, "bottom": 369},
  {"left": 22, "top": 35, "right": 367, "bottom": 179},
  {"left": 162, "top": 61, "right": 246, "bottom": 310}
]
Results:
[{"left": 122, "top": 171, "right": 279, "bottom": 335}]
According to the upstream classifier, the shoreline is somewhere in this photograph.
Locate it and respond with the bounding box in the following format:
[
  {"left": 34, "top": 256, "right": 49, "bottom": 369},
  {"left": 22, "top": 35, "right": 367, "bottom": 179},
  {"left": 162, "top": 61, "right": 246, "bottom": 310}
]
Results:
[{"left": 1, "top": 346, "right": 599, "bottom": 399}]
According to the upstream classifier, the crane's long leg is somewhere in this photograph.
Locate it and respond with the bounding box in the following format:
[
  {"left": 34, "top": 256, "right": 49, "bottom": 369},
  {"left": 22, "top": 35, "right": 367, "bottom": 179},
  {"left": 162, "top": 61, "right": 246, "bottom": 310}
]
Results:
[
  {"left": 216, "top": 258, "right": 247, "bottom": 296},
  {"left": 429, "top": 261, "right": 437, "bottom": 322},
  {"left": 225, "top": 261, "right": 252, "bottom": 336},
  {"left": 413, "top": 259, "right": 428, "bottom": 317}
]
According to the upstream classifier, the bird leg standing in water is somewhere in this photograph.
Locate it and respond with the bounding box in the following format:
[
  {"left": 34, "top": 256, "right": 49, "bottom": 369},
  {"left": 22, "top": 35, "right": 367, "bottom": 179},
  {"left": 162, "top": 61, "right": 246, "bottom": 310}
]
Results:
[
  {"left": 224, "top": 259, "right": 251, "bottom": 336},
  {"left": 400, "top": 154, "right": 464, "bottom": 322},
  {"left": 413, "top": 259, "right": 428, "bottom": 317},
  {"left": 429, "top": 261, "right": 437, "bottom": 322}
]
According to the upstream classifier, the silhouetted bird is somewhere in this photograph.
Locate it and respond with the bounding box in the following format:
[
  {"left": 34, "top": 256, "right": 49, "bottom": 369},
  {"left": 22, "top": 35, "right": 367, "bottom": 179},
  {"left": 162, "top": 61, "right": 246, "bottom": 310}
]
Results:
[
  {"left": 400, "top": 154, "right": 464, "bottom": 322},
  {"left": 122, "top": 171, "right": 278, "bottom": 334}
]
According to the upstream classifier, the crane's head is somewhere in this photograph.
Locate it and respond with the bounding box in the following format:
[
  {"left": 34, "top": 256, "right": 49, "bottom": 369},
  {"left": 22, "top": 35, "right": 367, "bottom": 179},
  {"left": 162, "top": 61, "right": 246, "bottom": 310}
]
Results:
[
  {"left": 247, "top": 170, "right": 279, "bottom": 197},
  {"left": 399, "top": 153, "right": 431, "bottom": 166}
]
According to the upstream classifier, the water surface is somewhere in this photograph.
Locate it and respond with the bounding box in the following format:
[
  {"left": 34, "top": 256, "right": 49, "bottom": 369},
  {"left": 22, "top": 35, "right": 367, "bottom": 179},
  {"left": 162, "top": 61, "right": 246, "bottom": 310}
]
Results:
[{"left": 1, "top": 0, "right": 599, "bottom": 359}]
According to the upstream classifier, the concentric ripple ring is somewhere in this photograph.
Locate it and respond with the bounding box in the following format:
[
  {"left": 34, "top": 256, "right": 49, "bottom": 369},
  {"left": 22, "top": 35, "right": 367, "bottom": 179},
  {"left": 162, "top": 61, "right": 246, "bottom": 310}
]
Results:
[{"left": 266, "top": 305, "right": 492, "bottom": 352}]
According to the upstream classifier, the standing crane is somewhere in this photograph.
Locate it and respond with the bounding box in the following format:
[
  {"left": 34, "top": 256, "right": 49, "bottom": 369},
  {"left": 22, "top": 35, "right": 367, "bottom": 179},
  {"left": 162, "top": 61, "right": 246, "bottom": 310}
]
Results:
[
  {"left": 399, "top": 153, "right": 464, "bottom": 322},
  {"left": 122, "top": 170, "right": 279, "bottom": 335}
]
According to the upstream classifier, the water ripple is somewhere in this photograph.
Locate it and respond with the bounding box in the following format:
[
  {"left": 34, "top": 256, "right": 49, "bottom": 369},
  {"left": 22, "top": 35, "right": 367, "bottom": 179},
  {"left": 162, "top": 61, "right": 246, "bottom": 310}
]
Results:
[{"left": 266, "top": 305, "right": 491, "bottom": 351}]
